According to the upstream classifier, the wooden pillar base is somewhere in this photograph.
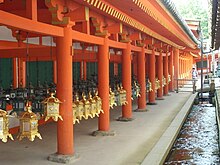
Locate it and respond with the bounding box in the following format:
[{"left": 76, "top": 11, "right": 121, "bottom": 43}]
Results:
[
  {"left": 163, "top": 93, "right": 171, "bottom": 96},
  {"left": 117, "top": 116, "right": 134, "bottom": 122},
  {"left": 92, "top": 130, "right": 115, "bottom": 136},
  {"left": 48, "top": 153, "right": 79, "bottom": 164},
  {"left": 134, "top": 108, "right": 148, "bottom": 112},
  {"left": 147, "top": 102, "right": 157, "bottom": 105}
]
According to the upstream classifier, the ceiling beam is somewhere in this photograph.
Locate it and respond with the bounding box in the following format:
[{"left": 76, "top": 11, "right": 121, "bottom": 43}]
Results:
[{"left": 0, "top": 10, "right": 63, "bottom": 37}]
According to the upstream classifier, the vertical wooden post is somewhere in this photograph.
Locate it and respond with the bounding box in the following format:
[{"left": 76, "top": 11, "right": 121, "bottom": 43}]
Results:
[
  {"left": 179, "top": 59, "right": 181, "bottom": 79},
  {"left": 119, "top": 43, "right": 133, "bottom": 120},
  {"left": 26, "top": 0, "right": 37, "bottom": 21},
  {"left": 133, "top": 54, "right": 137, "bottom": 77},
  {"left": 13, "top": 58, "right": 18, "bottom": 88},
  {"left": 145, "top": 55, "right": 149, "bottom": 77},
  {"left": 83, "top": 61, "right": 87, "bottom": 80},
  {"left": 80, "top": 61, "right": 83, "bottom": 80},
  {"left": 98, "top": 37, "right": 109, "bottom": 131},
  {"left": 18, "top": 59, "right": 26, "bottom": 88},
  {"left": 163, "top": 51, "right": 169, "bottom": 95},
  {"left": 148, "top": 48, "right": 156, "bottom": 105},
  {"left": 168, "top": 48, "right": 174, "bottom": 91},
  {"left": 93, "top": 37, "right": 115, "bottom": 136},
  {"left": 173, "top": 48, "right": 179, "bottom": 89},
  {"left": 56, "top": 26, "right": 73, "bottom": 155},
  {"left": 136, "top": 47, "right": 147, "bottom": 111},
  {"left": 157, "top": 51, "right": 164, "bottom": 99},
  {"left": 114, "top": 63, "right": 118, "bottom": 76},
  {"left": 183, "top": 58, "right": 185, "bottom": 79},
  {"left": 53, "top": 60, "right": 57, "bottom": 84}
]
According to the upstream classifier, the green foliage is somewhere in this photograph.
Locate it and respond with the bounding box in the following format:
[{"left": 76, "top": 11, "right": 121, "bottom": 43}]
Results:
[{"left": 173, "top": 0, "right": 209, "bottom": 39}]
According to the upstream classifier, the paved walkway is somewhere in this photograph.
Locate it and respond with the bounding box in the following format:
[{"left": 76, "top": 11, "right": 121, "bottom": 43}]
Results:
[{"left": 0, "top": 90, "right": 195, "bottom": 165}]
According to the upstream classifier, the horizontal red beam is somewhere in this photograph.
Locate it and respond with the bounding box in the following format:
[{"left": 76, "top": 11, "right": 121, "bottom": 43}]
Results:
[
  {"left": 0, "top": 10, "right": 63, "bottom": 37},
  {"left": 72, "top": 30, "right": 104, "bottom": 45}
]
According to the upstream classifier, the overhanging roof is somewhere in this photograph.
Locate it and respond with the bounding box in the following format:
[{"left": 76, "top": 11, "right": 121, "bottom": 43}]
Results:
[{"left": 211, "top": 0, "right": 220, "bottom": 49}]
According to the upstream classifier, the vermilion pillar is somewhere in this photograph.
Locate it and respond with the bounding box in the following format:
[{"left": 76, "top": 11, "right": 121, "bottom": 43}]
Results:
[
  {"left": 13, "top": 58, "right": 18, "bottom": 88},
  {"left": 157, "top": 51, "right": 164, "bottom": 99},
  {"left": 168, "top": 49, "right": 174, "bottom": 91},
  {"left": 137, "top": 47, "right": 146, "bottom": 111},
  {"left": 114, "top": 63, "right": 118, "bottom": 76},
  {"left": 80, "top": 61, "right": 83, "bottom": 80},
  {"left": 148, "top": 48, "right": 156, "bottom": 105},
  {"left": 18, "top": 59, "right": 26, "bottom": 88},
  {"left": 183, "top": 59, "right": 185, "bottom": 79},
  {"left": 179, "top": 59, "right": 181, "bottom": 79},
  {"left": 173, "top": 48, "right": 179, "bottom": 89},
  {"left": 83, "top": 61, "right": 87, "bottom": 80},
  {"left": 133, "top": 55, "right": 137, "bottom": 77},
  {"left": 97, "top": 37, "right": 110, "bottom": 131},
  {"left": 145, "top": 55, "right": 149, "bottom": 77},
  {"left": 53, "top": 60, "right": 57, "bottom": 84},
  {"left": 16, "top": 39, "right": 26, "bottom": 88},
  {"left": 26, "top": 0, "right": 37, "bottom": 21},
  {"left": 120, "top": 43, "right": 132, "bottom": 120},
  {"left": 163, "top": 51, "right": 169, "bottom": 95},
  {"left": 56, "top": 27, "right": 73, "bottom": 155}
]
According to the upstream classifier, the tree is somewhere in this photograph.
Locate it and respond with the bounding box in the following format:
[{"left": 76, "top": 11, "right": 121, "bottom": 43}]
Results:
[{"left": 172, "top": 0, "right": 209, "bottom": 39}]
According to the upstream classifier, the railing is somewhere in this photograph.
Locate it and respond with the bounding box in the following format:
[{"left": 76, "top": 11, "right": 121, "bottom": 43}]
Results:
[{"left": 175, "top": 79, "right": 198, "bottom": 94}]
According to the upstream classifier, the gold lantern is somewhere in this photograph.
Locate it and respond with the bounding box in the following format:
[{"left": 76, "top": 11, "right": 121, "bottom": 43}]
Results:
[
  {"left": 17, "top": 102, "right": 42, "bottom": 141},
  {"left": 147, "top": 79, "right": 153, "bottom": 92},
  {"left": 116, "top": 84, "right": 122, "bottom": 105},
  {"left": 134, "top": 81, "right": 141, "bottom": 97},
  {"left": 81, "top": 92, "right": 93, "bottom": 119},
  {"left": 155, "top": 78, "right": 160, "bottom": 90},
  {"left": 0, "top": 110, "right": 13, "bottom": 142},
  {"left": 168, "top": 74, "right": 171, "bottom": 83},
  {"left": 73, "top": 93, "right": 84, "bottom": 121},
  {"left": 72, "top": 102, "right": 80, "bottom": 124},
  {"left": 42, "top": 92, "right": 63, "bottom": 122},
  {"left": 88, "top": 92, "right": 98, "bottom": 118},
  {"left": 118, "top": 84, "right": 128, "bottom": 106},
  {"left": 93, "top": 90, "right": 103, "bottom": 116},
  {"left": 162, "top": 76, "right": 166, "bottom": 87},
  {"left": 109, "top": 88, "right": 117, "bottom": 108}
]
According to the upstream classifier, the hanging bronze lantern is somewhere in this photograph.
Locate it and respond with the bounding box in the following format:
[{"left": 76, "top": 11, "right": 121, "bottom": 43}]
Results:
[
  {"left": 93, "top": 90, "right": 103, "bottom": 116},
  {"left": 109, "top": 88, "right": 117, "bottom": 108},
  {"left": 17, "top": 102, "right": 42, "bottom": 141},
  {"left": 116, "top": 84, "right": 123, "bottom": 105},
  {"left": 88, "top": 91, "right": 98, "bottom": 118},
  {"left": 162, "top": 76, "right": 166, "bottom": 87},
  {"left": 81, "top": 92, "right": 93, "bottom": 119},
  {"left": 114, "top": 87, "right": 120, "bottom": 105},
  {"left": 168, "top": 74, "right": 171, "bottom": 83},
  {"left": 146, "top": 79, "right": 153, "bottom": 92},
  {"left": 72, "top": 102, "right": 80, "bottom": 124},
  {"left": 134, "top": 81, "right": 141, "bottom": 98},
  {"left": 155, "top": 78, "right": 160, "bottom": 90},
  {"left": 73, "top": 93, "right": 84, "bottom": 121},
  {"left": 0, "top": 110, "right": 13, "bottom": 142},
  {"left": 42, "top": 92, "right": 63, "bottom": 122},
  {"left": 119, "top": 84, "right": 128, "bottom": 106}
]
